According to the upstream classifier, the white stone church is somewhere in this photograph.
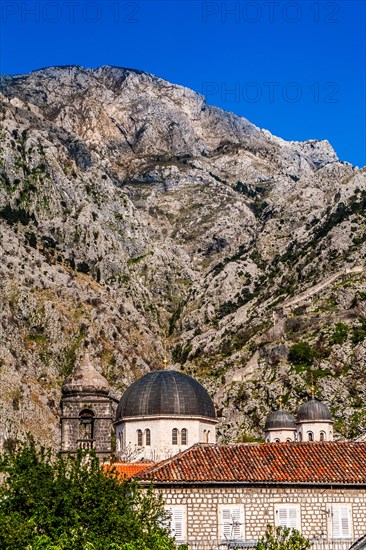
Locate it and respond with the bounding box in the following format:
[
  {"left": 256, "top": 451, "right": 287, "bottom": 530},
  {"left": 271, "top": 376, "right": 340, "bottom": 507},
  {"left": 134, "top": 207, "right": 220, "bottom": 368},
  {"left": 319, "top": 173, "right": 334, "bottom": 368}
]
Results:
[{"left": 60, "top": 349, "right": 333, "bottom": 460}]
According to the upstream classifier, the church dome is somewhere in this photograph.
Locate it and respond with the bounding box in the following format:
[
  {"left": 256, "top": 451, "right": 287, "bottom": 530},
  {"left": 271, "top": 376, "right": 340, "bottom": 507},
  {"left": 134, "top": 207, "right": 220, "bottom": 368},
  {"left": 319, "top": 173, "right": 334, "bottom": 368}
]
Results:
[
  {"left": 265, "top": 409, "right": 296, "bottom": 431},
  {"left": 62, "top": 351, "right": 110, "bottom": 396},
  {"left": 116, "top": 370, "right": 216, "bottom": 420},
  {"left": 296, "top": 399, "right": 332, "bottom": 422}
]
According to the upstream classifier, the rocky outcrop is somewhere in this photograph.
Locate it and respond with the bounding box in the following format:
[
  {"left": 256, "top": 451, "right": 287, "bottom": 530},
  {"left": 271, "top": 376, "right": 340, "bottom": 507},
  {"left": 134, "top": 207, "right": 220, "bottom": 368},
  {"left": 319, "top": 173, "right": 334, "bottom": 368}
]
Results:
[{"left": 0, "top": 65, "right": 365, "bottom": 449}]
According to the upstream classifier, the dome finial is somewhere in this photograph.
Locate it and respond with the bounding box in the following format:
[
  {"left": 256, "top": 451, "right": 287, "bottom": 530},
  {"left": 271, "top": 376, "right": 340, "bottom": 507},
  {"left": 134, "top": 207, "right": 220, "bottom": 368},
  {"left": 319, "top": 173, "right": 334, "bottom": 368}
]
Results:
[
  {"left": 310, "top": 370, "right": 315, "bottom": 399},
  {"left": 163, "top": 338, "right": 168, "bottom": 369}
]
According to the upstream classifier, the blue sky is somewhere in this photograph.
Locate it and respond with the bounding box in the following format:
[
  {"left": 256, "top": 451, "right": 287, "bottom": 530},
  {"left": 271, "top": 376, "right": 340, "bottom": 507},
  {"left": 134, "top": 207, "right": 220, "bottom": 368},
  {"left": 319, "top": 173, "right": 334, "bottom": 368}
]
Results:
[{"left": 1, "top": 0, "right": 365, "bottom": 166}]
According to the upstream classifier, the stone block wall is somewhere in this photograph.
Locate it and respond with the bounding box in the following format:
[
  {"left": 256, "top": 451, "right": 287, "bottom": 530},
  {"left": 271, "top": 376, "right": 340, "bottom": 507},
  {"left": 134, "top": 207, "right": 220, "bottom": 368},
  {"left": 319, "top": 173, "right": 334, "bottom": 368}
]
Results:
[
  {"left": 60, "top": 393, "right": 113, "bottom": 456},
  {"left": 157, "top": 485, "right": 366, "bottom": 543}
]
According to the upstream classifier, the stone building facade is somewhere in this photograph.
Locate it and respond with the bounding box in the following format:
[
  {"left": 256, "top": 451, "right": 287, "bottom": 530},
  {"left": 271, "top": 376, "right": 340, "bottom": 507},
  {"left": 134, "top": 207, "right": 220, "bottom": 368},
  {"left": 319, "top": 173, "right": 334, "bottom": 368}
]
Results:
[
  {"left": 158, "top": 485, "right": 366, "bottom": 547},
  {"left": 136, "top": 442, "right": 366, "bottom": 548},
  {"left": 60, "top": 351, "right": 117, "bottom": 458}
]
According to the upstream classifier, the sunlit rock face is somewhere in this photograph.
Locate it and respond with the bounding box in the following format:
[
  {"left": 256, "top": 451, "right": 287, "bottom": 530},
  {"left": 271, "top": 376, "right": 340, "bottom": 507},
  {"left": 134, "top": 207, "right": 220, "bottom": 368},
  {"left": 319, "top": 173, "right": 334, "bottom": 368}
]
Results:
[{"left": 0, "top": 65, "right": 365, "bottom": 449}]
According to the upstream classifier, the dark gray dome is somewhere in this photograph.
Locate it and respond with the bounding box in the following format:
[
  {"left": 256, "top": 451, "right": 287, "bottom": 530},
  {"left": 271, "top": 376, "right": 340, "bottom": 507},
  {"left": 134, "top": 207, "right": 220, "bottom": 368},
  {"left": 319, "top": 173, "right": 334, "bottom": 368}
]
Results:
[
  {"left": 297, "top": 399, "right": 332, "bottom": 422},
  {"left": 265, "top": 410, "right": 296, "bottom": 431},
  {"left": 116, "top": 370, "right": 216, "bottom": 420}
]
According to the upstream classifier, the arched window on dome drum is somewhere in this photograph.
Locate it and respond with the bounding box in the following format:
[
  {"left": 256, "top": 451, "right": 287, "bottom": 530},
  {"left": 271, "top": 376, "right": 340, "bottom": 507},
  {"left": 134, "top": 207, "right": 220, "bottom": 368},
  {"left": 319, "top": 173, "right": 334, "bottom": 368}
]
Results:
[
  {"left": 274, "top": 438, "right": 280, "bottom": 443},
  {"left": 307, "top": 431, "right": 314, "bottom": 442},
  {"left": 145, "top": 429, "right": 151, "bottom": 446},
  {"left": 172, "top": 428, "right": 178, "bottom": 445},
  {"left": 181, "top": 428, "right": 187, "bottom": 445},
  {"left": 320, "top": 431, "right": 326, "bottom": 441},
  {"left": 137, "top": 429, "right": 143, "bottom": 446},
  {"left": 286, "top": 438, "right": 292, "bottom": 442},
  {"left": 298, "top": 432, "right": 302, "bottom": 441}
]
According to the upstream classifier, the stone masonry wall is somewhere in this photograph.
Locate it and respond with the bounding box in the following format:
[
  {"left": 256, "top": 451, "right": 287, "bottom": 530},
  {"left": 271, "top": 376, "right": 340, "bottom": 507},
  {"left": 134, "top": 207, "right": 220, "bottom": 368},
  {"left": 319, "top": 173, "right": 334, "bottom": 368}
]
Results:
[
  {"left": 157, "top": 485, "right": 366, "bottom": 543},
  {"left": 60, "top": 393, "right": 113, "bottom": 455}
]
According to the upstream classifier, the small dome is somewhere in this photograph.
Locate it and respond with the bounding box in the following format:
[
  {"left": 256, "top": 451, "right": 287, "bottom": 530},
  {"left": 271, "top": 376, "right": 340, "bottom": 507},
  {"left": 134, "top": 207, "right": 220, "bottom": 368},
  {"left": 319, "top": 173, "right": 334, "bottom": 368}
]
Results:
[
  {"left": 62, "top": 351, "right": 110, "bottom": 396},
  {"left": 296, "top": 399, "right": 332, "bottom": 422},
  {"left": 265, "top": 409, "right": 296, "bottom": 431},
  {"left": 116, "top": 370, "right": 216, "bottom": 420}
]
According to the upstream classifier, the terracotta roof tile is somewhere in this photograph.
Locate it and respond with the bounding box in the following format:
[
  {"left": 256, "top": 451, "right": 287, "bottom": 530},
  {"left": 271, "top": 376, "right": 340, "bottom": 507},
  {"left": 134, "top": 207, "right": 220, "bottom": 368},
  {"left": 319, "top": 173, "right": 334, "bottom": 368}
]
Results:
[
  {"left": 103, "top": 462, "right": 151, "bottom": 480},
  {"left": 135, "top": 442, "right": 366, "bottom": 485}
]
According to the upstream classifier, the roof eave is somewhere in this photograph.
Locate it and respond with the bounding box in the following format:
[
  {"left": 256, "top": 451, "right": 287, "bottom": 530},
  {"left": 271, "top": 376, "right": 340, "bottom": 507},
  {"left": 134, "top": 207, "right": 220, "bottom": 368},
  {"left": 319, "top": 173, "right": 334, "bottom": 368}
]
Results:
[{"left": 136, "top": 480, "right": 366, "bottom": 489}]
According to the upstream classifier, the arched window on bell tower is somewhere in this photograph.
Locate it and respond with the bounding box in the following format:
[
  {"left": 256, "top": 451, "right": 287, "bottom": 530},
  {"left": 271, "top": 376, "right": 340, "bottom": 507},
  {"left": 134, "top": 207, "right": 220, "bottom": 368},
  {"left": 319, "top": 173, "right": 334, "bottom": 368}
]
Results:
[{"left": 78, "top": 409, "right": 95, "bottom": 450}]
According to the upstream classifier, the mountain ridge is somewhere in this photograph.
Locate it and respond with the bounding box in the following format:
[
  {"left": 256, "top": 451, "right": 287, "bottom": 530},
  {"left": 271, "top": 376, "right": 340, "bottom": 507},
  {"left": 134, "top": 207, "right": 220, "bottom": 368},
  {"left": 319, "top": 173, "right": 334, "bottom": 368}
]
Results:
[{"left": 0, "top": 65, "right": 365, "bottom": 450}]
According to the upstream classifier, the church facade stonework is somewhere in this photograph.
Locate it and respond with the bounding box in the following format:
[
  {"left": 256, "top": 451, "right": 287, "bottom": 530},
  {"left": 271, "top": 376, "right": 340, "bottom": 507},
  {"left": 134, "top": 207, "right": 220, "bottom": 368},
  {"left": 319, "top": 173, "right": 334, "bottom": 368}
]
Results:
[{"left": 60, "top": 351, "right": 117, "bottom": 458}]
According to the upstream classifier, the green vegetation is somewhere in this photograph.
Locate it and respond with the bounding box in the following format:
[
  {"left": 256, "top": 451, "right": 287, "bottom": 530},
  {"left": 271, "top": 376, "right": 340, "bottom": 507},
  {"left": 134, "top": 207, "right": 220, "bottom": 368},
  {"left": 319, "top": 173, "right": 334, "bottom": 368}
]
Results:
[
  {"left": 330, "top": 322, "right": 349, "bottom": 344},
  {"left": 76, "top": 261, "right": 91, "bottom": 274},
  {"left": 351, "top": 319, "right": 366, "bottom": 344},
  {"left": 127, "top": 252, "right": 152, "bottom": 266},
  {"left": 233, "top": 181, "right": 256, "bottom": 197},
  {"left": 0, "top": 205, "right": 34, "bottom": 226},
  {"left": 288, "top": 342, "right": 314, "bottom": 368},
  {"left": 0, "top": 439, "right": 175, "bottom": 550},
  {"left": 256, "top": 526, "right": 310, "bottom": 550}
]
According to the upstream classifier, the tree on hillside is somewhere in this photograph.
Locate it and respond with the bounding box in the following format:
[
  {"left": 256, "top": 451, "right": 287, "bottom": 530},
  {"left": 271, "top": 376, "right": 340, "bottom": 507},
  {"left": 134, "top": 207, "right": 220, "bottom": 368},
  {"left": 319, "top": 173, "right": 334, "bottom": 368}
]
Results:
[
  {"left": 0, "top": 439, "right": 175, "bottom": 550},
  {"left": 255, "top": 525, "right": 310, "bottom": 550}
]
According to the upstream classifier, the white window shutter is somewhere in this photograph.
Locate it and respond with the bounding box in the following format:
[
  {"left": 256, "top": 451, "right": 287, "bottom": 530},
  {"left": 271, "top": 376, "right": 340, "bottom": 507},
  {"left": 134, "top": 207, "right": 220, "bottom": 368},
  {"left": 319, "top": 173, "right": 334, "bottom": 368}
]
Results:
[
  {"left": 222, "top": 508, "right": 232, "bottom": 539},
  {"left": 165, "top": 506, "right": 186, "bottom": 541},
  {"left": 332, "top": 505, "right": 351, "bottom": 538},
  {"left": 340, "top": 507, "right": 350, "bottom": 537},
  {"left": 332, "top": 507, "right": 341, "bottom": 538},
  {"left": 288, "top": 507, "right": 298, "bottom": 529},
  {"left": 220, "top": 506, "right": 244, "bottom": 540},
  {"left": 276, "top": 505, "right": 300, "bottom": 530},
  {"left": 278, "top": 507, "right": 288, "bottom": 527}
]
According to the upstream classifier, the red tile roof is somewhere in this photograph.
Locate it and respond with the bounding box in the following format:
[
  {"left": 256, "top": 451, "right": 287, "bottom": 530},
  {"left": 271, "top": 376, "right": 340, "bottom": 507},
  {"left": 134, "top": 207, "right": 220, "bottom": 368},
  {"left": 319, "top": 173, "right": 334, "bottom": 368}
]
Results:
[
  {"left": 135, "top": 442, "right": 366, "bottom": 485},
  {"left": 103, "top": 462, "right": 151, "bottom": 479}
]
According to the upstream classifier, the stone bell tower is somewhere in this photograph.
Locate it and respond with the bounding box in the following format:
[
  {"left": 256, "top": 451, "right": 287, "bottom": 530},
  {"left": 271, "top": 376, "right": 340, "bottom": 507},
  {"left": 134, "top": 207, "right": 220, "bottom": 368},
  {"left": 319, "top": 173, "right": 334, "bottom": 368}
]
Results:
[{"left": 60, "top": 349, "right": 116, "bottom": 458}]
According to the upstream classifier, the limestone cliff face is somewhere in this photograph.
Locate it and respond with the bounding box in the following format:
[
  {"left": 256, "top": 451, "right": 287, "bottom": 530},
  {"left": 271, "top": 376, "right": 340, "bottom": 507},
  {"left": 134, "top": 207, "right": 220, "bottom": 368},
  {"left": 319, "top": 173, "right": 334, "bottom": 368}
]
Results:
[{"left": 0, "top": 65, "right": 365, "bottom": 448}]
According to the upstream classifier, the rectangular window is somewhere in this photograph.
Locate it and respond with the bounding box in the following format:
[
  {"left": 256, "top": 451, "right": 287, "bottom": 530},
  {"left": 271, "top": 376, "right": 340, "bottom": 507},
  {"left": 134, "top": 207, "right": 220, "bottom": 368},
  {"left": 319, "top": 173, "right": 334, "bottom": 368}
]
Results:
[
  {"left": 219, "top": 505, "right": 244, "bottom": 541},
  {"left": 275, "top": 505, "right": 301, "bottom": 531},
  {"left": 331, "top": 505, "right": 352, "bottom": 539},
  {"left": 165, "top": 506, "right": 186, "bottom": 542}
]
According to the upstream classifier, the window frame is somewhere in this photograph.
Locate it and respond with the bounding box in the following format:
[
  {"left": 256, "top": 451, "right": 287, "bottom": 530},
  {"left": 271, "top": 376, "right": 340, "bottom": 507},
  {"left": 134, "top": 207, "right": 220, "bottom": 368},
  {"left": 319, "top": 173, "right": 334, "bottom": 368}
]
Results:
[
  {"left": 172, "top": 428, "right": 178, "bottom": 445},
  {"left": 137, "top": 429, "right": 143, "bottom": 447},
  {"left": 145, "top": 428, "right": 151, "bottom": 446},
  {"left": 218, "top": 504, "right": 244, "bottom": 542},
  {"left": 329, "top": 504, "right": 352, "bottom": 539},
  {"left": 165, "top": 505, "right": 186, "bottom": 542},
  {"left": 275, "top": 504, "right": 301, "bottom": 531},
  {"left": 181, "top": 428, "right": 188, "bottom": 445}
]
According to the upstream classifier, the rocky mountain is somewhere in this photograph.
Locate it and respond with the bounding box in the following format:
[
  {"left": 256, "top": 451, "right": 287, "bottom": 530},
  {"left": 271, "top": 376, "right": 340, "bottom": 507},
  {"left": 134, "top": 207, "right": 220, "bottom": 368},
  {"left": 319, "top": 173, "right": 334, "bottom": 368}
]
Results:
[{"left": 0, "top": 65, "right": 365, "bottom": 450}]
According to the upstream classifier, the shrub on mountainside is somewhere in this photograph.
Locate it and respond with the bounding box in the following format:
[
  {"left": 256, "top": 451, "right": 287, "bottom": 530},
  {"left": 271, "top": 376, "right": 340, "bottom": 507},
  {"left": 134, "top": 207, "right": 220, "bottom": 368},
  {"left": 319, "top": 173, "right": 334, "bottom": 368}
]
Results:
[{"left": 288, "top": 342, "right": 314, "bottom": 367}]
